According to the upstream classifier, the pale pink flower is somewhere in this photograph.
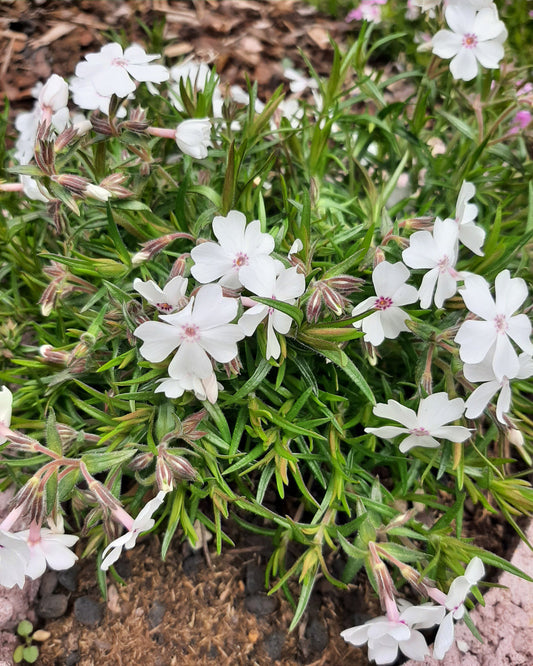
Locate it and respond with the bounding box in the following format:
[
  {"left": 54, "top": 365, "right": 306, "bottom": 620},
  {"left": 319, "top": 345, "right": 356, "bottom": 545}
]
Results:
[
  {"left": 175, "top": 118, "right": 212, "bottom": 159},
  {"left": 366, "top": 393, "right": 470, "bottom": 453},
  {"left": 190, "top": 210, "right": 277, "bottom": 290},
  {"left": 101, "top": 491, "right": 167, "bottom": 570},
  {"left": 455, "top": 271, "right": 533, "bottom": 381},
  {"left": 0, "top": 386, "right": 13, "bottom": 445},
  {"left": 75, "top": 43, "right": 169, "bottom": 98},
  {"left": 402, "top": 217, "right": 462, "bottom": 309},
  {"left": 239, "top": 264, "right": 305, "bottom": 360},
  {"left": 15, "top": 527, "right": 78, "bottom": 579},
  {"left": 432, "top": 5, "right": 506, "bottom": 81},
  {"left": 133, "top": 276, "right": 188, "bottom": 314},
  {"left": 0, "top": 529, "right": 30, "bottom": 589},
  {"left": 351, "top": 262, "right": 418, "bottom": 346}
]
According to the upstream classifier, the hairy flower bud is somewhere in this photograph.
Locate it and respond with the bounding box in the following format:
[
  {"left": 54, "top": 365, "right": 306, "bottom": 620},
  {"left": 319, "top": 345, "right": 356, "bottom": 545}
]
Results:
[
  {"left": 306, "top": 286, "right": 323, "bottom": 323},
  {"left": 129, "top": 452, "right": 154, "bottom": 471},
  {"left": 163, "top": 451, "right": 197, "bottom": 480}
]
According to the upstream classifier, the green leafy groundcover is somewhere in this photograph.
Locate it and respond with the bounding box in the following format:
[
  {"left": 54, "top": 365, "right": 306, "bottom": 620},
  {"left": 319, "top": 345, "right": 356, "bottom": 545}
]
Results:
[{"left": 0, "top": 2, "right": 532, "bottom": 663}]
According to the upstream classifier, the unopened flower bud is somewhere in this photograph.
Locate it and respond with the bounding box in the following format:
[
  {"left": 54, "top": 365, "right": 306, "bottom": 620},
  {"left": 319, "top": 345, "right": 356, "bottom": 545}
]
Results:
[
  {"left": 507, "top": 427, "right": 524, "bottom": 448},
  {"left": 324, "top": 275, "right": 363, "bottom": 294},
  {"left": 373, "top": 247, "right": 386, "bottom": 267},
  {"left": 163, "top": 452, "right": 197, "bottom": 480},
  {"left": 90, "top": 113, "right": 118, "bottom": 136},
  {"left": 99, "top": 173, "right": 133, "bottom": 199},
  {"left": 54, "top": 126, "right": 79, "bottom": 152},
  {"left": 39, "top": 74, "right": 68, "bottom": 111},
  {"left": 175, "top": 118, "right": 212, "bottom": 159},
  {"left": 129, "top": 452, "right": 154, "bottom": 471},
  {"left": 73, "top": 118, "right": 92, "bottom": 137},
  {"left": 170, "top": 253, "right": 190, "bottom": 278},
  {"left": 306, "top": 286, "right": 323, "bottom": 323},
  {"left": 40, "top": 344, "right": 69, "bottom": 365},
  {"left": 156, "top": 456, "right": 174, "bottom": 492},
  {"left": 224, "top": 355, "right": 242, "bottom": 378},
  {"left": 88, "top": 480, "right": 122, "bottom": 511},
  {"left": 131, "top": 232, "right": 194, "bottom": 265},
  {"left": 321, "top": 284, "right": 345, "bottom": 316},
  {"left": 85, "top": 183, "right": 111, "bottom": 202}
]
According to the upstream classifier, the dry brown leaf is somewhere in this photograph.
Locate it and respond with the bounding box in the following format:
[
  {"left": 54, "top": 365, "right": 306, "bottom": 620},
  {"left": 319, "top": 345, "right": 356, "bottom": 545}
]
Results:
[
  {"left": 164, "top": 42, "right": 194, "bottom": 58},
  {"left": 308, "top": 25, "right": 331, "bottom": 50},
  {"left": 28, "top": 22, "right": 75, "bottom": 49}
]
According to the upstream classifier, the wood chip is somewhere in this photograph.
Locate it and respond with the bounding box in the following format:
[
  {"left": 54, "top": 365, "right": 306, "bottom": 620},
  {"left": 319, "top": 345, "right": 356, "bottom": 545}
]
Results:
[{"left": 28, "top": 22, "right": 75, "bottom": 49}]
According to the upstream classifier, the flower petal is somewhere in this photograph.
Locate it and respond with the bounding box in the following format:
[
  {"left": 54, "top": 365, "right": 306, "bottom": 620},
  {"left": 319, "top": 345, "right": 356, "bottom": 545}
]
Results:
[
  {"left": 399, "top": 434, "right": 441, "bottom": 452},
  {"left": 465, "top": 381, "right": 500, "bottom": 419},
  {"left": 373, "top": 400, "right": 418, "bottom": 429},
  {"left": 372, "top": 261, "right": 410, "bottom": 297},
  {"left": 418, "top": 393, "right": 465, "bottom": 429},
  {"left": 134, "top": 321, "right": 181, "bottom": 362},
  {"left": 433, "top": 612, "right": 455, "bottom": 660},
  {"left": 432, "top": 30, "right": 462, "bottom": 59},
  {"left": 507, "top": 315, "right": 533, "bottom": 355},
  {"left": 460, "top": 274, "right": 496, "bottom": 320},
  {"left": 365, "top": 426, "right": 410, "bottom": 439},
  {"left": 450, "top": 49, "right": 478, "bottom": 82},
  {"left": 455, "top": 320, "right": 495, "bottom": 364},
  {"left": 494, "top": 271, "right": 528, "bottom": 316}
]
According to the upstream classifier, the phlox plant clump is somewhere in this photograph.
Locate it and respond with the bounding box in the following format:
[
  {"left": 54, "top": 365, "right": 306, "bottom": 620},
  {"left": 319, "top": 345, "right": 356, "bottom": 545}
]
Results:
[{"left": 0, "top": 2, "right": 532, "bottom": 662}]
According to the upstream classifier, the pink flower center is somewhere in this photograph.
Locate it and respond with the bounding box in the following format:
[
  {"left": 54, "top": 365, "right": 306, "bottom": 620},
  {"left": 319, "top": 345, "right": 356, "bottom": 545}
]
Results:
[
  {"left": 233, "top": 252, "right": 249, "bottom": 269},
  {"left": 268, "top": 295, "right": 277, "bottom": 316},
  {"left": 181, "top": 324, "right": 200, "bottom": 342},
  {"left": 374, "top": 296, "right": 393, "bottom": 311},
  {"left": 494, "top": 314, "right": 509, "bottom": 334},
  {"left": 156, "top": 302, "right": 173, "bottom": 313},
  {"left": 409, "top": 427, "right": 430, "bottom": 437},
  {"left": 462, "top": 33, "right": 478, "bottom": 49},
  {"left": 111, "top": 58, "right": 128, "bottom": 68},
  {"left": 437, "top": 255, "right": 450, "bottom": 274}
]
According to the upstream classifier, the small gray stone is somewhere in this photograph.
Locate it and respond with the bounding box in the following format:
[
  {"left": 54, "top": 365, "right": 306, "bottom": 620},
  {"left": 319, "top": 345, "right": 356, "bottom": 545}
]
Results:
[
  {"left": 304, "top": 617, "right": 329, "bottom": 654},
  {"left": 244, "top": 594, "right": 278, "bottom": 617},
  {"left": 73, "top": 596, "right": 104, "bottom": 627},
  {"left": 65, "top": 650, "right": 80, "bottom": 666},
  {"left": 39, "top": 571, "right": 58, "bottom": 597},
  {"left": 263, "top": 631, "right": 285, "bottom": 660},
  {"left": 245, "top": 563, "right": 263, "bottom": 596},
  {"left": 36, "top": 593, "right": 68, "bottom": 619},
  {"left": 148, "top": 601, "right": 166, "bottom": 629},
  {"left": 58, "top": 565, "right": 79, "bottom": 592}
]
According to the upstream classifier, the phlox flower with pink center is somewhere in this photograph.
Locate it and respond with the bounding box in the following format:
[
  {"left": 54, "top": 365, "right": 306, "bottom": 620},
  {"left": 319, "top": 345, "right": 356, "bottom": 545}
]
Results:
[
  {"left": 464, "top": 351, "right": 533, "bottom": 423},
  {"left": 351, "top": 261, "right": 418, "bottom": 347},
  {"left": 455, "top": 271, "right": 533, "bottom": 381},
  {"left": 346, "top": 0, "right": 387, "bottom": 24},
  {"left": 432, "top": 557, "right": 485, "bottom": 660},
  {"left": 402, "top": 217, "right": 462, "bottom": 309},
  {"left": 238, "top": 264, "right": 306, "bottom": 360},
  {"left": 101, "top": 491, "right": 167, "bottom": 571},
  {"left": 133, "top": 276, "right": 188, "bottom": 314},
  {"left": 509, "top": 110, "right": 532, "bottom": 135},
  {"left": 341, "top": 602, "right": 445, "bottom": 664},
  {"left": 75, "top": 43, "right": 169, "bottom": 99},
  {"left": 15, "top": 526, "right": 78, "bottom": 579},
  {"left": 432, "top": 5, "right": 506, "bottom": 81},
  {"left": 190, "top": 210, "right": 278, "bottom": 290},
  {"left": 134, "top": 283, "right": 244, "bottom": 382},
  {"left": 365, "top": 393, "right": 470, "bottom": 453}
]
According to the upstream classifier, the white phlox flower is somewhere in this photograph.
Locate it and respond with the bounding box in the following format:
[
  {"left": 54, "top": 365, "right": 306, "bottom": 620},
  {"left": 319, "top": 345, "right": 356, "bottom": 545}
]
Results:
[
  {"left": 133, "top": 276, "right": 188, "bottom": 314},
  {"left": 190, "top": 210, "right": 278, "bottom": 289},
  {"left": 351, "top": 261, "right": 418, "bottom": 347},
  {"left": 15, "top": 527, "right": 78, "bottom": 579},
  {"left": 101, "top": 491, "right": 167, "bottom": 571},
  {"left": 75, "top": 43, "right": 169, "bottom": 98},
  {"left": 238, "top": 264, "right": 306, "bottom": 360},
  {"left": 175, "top": 118, "right": 212, "bottom": 159},
  {"left": 70, "top": 75, "right": 128, "bottom": 117},
  {"left": 170, "top": 60, "right": 215, "bottom": 92},
  {"left": 283, "top": 67, "right": 319, "bottom": 94},
  {"left": 454, "top": 181, "right": 485, "bottom": 255},
  {"left": 0, "top": 386, "right": 13, "bottom": 444},
  {"left": 0, "top": 529, "right": 31, "bottom": 589},
  {"left": 229, "top": 85, "right": 266, "bottom": 113},
  {"left": 155, "top": 370, "right": 222, "bottom": 404},
  {"left": 365, "top": 392, "right": 470, "bottom": 453},
  {"left": 20, "top": 175, "right": 50, "bottom": 203},
  {"left": 432, "top": 5, "right": 506, "bottom": 81},
  {"left": 433, "top": 557, "right": 485, "bottom": 660},
  {"left": 464, "top": 351, "right": 533, "bottom": 423},
  {"left": 134, "top": 283, "right": 244, "bottom": 381},
  {"left": 455, "top": 271, "right": 533, "bottom": 381},
  {"left": 288, "top": 239, "right": 304, "bottom": 259},
  {"left": 402, "top": 217, "right": 462, "bottom": 309},
  {"left": 341, "top": 603, "right": 445, "bottom": 664}
]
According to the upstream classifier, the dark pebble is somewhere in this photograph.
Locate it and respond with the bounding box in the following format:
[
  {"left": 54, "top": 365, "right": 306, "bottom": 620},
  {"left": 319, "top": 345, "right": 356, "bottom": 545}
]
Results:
[
  {"left": 182, "top": 553, "right": 203, "bottom": 579},
  {"left": 39, "top": 571, "right": 58, "bottom": 597},
  {"left": 58, "top": 564, "right": 79, "bottom": 592},
  {"left": 244, "top": 594, "right": 278, "bottom": 617},
  {"left": 148, "top": 600, "right": 166, "bottom": 629},
  {"left": 113, "top": 558, "right": 132, "bottom": 579},
  {"left": 245, "top": 563, "right": 264, "bottom": 596},
  {"left": 263, "top": 631, "right": 285, "bottom": 660},
  {"left": 37, "top": 593, "right": 68, "bottom": 619},
  {"left": 73, "top": 596, "right": 104, "bottom": 627},
  {"left": 65, "top": 650, "right": 80, "bottom": 666},
  {"left": 304, "top": 617, "right": 329, "bottom": 654},
  {"left": 208, "top": 646, "right": 218, "bottom": 659}
]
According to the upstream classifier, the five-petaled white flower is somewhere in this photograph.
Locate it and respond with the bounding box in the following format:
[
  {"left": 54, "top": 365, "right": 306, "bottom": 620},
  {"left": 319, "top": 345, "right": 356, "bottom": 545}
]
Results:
[
  {"left": 433, "top": 557, "right": 485, "bottom": 660},
  {"left": 402, "top": 217, "right": 462, "bottom": 309},
  {"left": 351, "top": 261, "right": 419, "bottom": 346},
  {"left": 341, "top": 603, "right": 445, "bottom": 664},
  {"left": 134, "top": 283, "right": 244, "bottom": 381},
  {"left": 133, "top": 276, "right": 188, "bottom": 314},
  {"left": 464, "top": 351, "right": 533, "bottom": 424},
  {"left": 101, "top": 491, "right": 167, "bottom": 571},
  {"left": 432, "top": 5, "right": 506, "bottom": 81},
  {"left": 70, "top": 75, "right": 128, "bottom": 117},
  {"left": 0, "top": 529, "right": 31, "bottom": 589},
  {"left": 75, "top": 43, "right": 169, "bottom": 98},
  {"left": 455, "top": 271, "right": 533, "bottom": 381},
  {"left": 453, "top": 181, "right": 485, "bottom": 256},
  {"left": 15, "top": 527, "right": 78, "bottom": 579},
  {"left": 175, "top": 118, "right": 212, "bottom": 159},
  {"left": 365, "top": 392, "right": 470, "bottom": 453},
  {"left": 239, "top": 264, "right": 306, "bottom": 360},
  {"left": 190, "top": 210, "right": 278, "bottom": 290}
]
